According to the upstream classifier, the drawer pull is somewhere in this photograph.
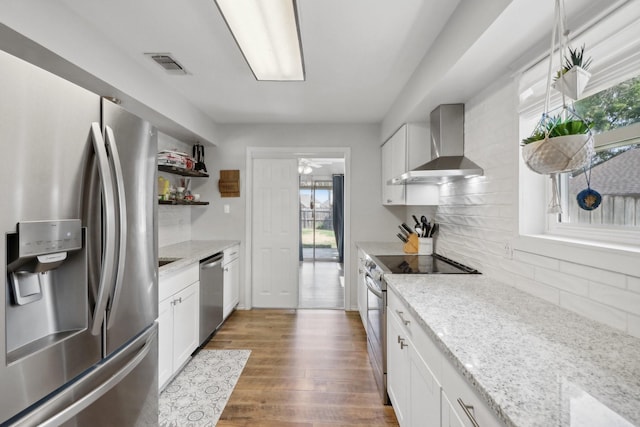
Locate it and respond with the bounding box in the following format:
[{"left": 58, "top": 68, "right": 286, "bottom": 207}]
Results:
[
  {"left": 457, "top": 398, "right": 480, "bottom": 427},
  {"left": 396, "top": 310, "right": 410, "bottom": 326},
  {"left": 398, "top": 337, "right": 408, "bottom": 350}
]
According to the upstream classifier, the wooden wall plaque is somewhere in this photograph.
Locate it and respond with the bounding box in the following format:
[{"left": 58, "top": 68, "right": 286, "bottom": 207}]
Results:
[{"left": 218, "top": 169, "right": 240, "bottom": 197}]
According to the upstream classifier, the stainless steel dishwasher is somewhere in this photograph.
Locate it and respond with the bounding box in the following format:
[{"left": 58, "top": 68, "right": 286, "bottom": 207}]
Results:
[{"left": 198, "top": 252, "right": 224, "bottom": 346}]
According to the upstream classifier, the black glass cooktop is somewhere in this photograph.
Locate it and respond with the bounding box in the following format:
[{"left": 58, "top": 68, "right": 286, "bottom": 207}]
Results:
[{"left": 372, "top": 254, "right": 479, "bottom": 274}]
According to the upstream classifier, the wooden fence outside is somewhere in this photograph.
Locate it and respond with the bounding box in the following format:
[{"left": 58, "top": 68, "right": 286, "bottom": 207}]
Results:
[{"left": 569, "top": 195, "right": 640, "bottom": 226}]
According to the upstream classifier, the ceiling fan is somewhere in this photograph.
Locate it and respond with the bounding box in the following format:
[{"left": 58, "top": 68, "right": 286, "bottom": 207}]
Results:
[{"left": 298, "top": 158, "right": 324, "bottom": 174}]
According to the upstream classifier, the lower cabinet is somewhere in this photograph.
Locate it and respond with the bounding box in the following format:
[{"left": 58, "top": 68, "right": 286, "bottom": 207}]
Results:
[
  {"left": 158, "top": 264, "right": 200, "bottom": 391},
  {"left": 223, "top": 244, "right": 240, "bottom": 320},
  {"left": 387, "top": 286, "right": 501, "bottom": 427},
  {"left": 387, "top": 304, "right": 440, "bottom": 427},
  {"left": 441, "top": 391, "right": 466, "bottom": 427}
]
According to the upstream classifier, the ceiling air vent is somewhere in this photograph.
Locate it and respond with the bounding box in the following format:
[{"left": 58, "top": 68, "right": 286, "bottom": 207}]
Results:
[{"left": 145, "top": 53, "right": 188, "bottom": 75}]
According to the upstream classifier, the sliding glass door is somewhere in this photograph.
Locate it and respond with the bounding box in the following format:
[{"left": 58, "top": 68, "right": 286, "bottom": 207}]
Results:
[{"left": 299, "top": 179, "right": 338, "bottom": 261}]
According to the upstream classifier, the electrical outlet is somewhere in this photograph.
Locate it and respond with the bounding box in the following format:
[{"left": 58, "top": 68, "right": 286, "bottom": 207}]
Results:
[
  {"left": 504, "top": 241, "right": 513, "bottom": 259},
  {"left": 224, "top": 204, "right": 230, "bottom": 214}
]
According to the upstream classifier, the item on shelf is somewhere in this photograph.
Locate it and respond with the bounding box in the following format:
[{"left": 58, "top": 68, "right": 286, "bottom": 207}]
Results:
[
  {"left": 158, "top": 149, "right": 194, "bottom": 170},
  {"left": 193, "top": 143, "right": 207, "bottom": 173},
  {"left": 218, "top": 170, "right": 240, "bottom": 198}
]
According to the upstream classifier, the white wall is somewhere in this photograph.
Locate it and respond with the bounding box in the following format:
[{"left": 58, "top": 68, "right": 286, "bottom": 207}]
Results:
[
  {"left": 190, "top": 123, "right": 405, "bottom": 310},
  {"left": 431, "top": 78, "right": 640, "bottom": 339},
  {"left": 157, "top": 133, "right": 193, "bottom": 247}
]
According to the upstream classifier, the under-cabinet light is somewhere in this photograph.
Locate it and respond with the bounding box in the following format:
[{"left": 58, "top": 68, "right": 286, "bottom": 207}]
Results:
[{"left": 215, "top": 0, "right": 305, "bottom": 81}]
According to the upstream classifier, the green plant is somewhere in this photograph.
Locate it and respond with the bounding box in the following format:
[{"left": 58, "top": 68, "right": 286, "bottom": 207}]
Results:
[
  {"left": 521, "top": 115, "right": 591, "bottom": 145},
  {"left": 554, "top": 45, "right": 592, "bottom": 80}
]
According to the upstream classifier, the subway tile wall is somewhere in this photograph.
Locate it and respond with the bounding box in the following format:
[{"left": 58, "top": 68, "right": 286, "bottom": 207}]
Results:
[{"left": 433, "top": 79, "right": 640, "bottom": 338}]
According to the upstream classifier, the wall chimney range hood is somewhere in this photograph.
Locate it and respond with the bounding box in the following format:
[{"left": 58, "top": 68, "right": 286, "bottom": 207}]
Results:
[{"left": 390, "top": 104, "right": 483, "bottom": 184}]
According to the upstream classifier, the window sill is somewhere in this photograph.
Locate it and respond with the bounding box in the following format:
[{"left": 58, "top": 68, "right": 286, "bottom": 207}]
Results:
[{"left": 512, "top": 234, "right": 640, "bottom": 277}]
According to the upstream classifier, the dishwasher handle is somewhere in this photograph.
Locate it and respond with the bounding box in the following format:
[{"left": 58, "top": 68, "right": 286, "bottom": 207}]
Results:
[{"left": 201, "top": 252, "right": 224, "bottom": 269}]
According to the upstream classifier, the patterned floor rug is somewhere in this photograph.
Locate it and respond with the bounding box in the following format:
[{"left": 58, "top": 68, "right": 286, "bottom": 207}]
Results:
[{"left": 159, "top": 349, "right": 250, "bottom": 426}]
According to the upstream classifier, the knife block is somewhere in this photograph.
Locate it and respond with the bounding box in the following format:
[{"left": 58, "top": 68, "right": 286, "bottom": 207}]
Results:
[{"left": 403, "top": 234, "right": 418, "bottom": 254}]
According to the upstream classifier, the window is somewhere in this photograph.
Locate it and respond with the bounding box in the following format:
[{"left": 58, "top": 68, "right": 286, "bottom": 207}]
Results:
[
  {"left": 561, "top": 75, "right": 640, "bottom": 228},
  {"left": 516, "top": 0, "right": 640, "bottom": 248}
]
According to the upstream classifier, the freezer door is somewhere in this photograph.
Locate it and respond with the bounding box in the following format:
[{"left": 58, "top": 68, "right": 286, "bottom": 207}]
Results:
[
  {"left": 101, "top": 99, "right": 158, "bottom": 355},
  {"left": 0, "top": 49, "right": 102, "bottom": 423},
  {"left": 7, "top": 324, "right": 158, "bottom": 427}
]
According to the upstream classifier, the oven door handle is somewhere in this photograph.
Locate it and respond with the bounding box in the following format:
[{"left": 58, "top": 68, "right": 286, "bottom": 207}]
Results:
[{"left": 365, "top": 275, "right": 383, "bottom": 299}]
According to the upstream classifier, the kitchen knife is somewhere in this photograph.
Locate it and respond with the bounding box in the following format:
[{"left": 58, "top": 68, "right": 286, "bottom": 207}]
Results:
[
  {"left": 401, "top": 223, "right": 414, "bottom": 235},
  {"left": 397, "top": 233, "right": 408, "bottom": 243},
  {"left": 398, "top": 226, "right": 409, "bottom": 238}
]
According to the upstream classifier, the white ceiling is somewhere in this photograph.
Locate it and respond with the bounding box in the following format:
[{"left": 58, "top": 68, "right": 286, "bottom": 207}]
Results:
[
  {"left": 57, "top": 0, "right": 460, "bottom": 124},
  {"left": 0, "top": 0, "right": 625, "bottom": 141}
]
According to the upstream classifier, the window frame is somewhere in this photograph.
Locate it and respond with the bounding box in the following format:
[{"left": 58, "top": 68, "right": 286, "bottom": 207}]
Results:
[{"left": 517, "top": 2, "right": 640, "bottom": 252}]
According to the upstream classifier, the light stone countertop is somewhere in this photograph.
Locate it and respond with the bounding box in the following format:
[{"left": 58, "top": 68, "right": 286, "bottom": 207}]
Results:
[
  {"left": 385, "top": 273, "right": 640, "bottom": 427},
  {"left": 355, "top": 241, "right": 406, "bottom": 256},
  {"left": 158, "top": 240, "right": 239, "bottom": 278}
]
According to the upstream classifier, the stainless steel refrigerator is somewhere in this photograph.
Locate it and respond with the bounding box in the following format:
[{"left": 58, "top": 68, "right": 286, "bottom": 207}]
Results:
[{"left": 0, "top": 48, "right": 158, "bottom": 426}]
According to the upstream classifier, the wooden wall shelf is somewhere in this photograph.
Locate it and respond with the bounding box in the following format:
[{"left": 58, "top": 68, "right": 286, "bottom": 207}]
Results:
[{"left": 158, "top": 165, "right": 209, "bottom": 177}]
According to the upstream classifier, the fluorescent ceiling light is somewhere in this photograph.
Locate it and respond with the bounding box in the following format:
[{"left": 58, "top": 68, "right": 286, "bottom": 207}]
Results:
[{"left": 215, "top": 0, "right": 305, "bottom": 81}]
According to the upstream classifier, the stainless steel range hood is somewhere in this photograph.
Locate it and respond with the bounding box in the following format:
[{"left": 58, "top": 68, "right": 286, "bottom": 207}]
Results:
[{"left": 390, "top": 104, "right": 483, "bottom": 184}]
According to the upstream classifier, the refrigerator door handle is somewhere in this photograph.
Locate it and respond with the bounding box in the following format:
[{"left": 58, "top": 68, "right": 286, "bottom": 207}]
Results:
[
  {"left": 89, "top": 122, "right": 118, "bottom": 336},
  {"left": 104, "top": 125, "right": 128, "bottom": 328},
  {"left": 10, "top": 326, "right": 156, "bottom": 427}
]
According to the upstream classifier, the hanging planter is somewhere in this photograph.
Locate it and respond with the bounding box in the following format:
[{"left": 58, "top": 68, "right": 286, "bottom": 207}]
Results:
[
  {"left": 520, "top": 0, "right": 596, "bottom": 214},
  {"left": 552, "top": 45, "right": 593, "bottom": 100},
  {"left": 521, "top": 113, "right": 593, "bottom": 175},
  {"left": 552, "top": 66, "right": 591, "bottom": 100}
]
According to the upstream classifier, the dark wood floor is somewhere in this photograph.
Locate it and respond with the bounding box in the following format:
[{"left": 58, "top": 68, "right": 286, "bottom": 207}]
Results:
[{"left": 205, "top": 309, "right": 398, "bottom": 427}]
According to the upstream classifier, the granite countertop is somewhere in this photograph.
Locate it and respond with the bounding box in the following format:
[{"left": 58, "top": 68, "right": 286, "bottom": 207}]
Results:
[
  {"left": 385, "top": 274, "right": 640, "bottom": 427},
  {"left": 158, "top": 240, "right": 239, "bottom": 277},
  {"left": 355, "top": 241, "right": 406, "bottom": 256}
]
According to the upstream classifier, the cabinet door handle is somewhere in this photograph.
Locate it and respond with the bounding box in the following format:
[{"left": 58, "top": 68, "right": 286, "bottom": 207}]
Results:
[
  {"left": 457, "top": 398, "right": 480, "bottom": 427},
  {"left": 386, "top": 199, "right": 393, "bottom": 203},
  {"left": 399, "top": 338, "right": 408, "bottom": 349},
  {"left": 396, "top": 310, "right": 410, "bottom": 325}
]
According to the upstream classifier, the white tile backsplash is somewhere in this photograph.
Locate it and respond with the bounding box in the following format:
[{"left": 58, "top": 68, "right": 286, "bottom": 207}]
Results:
[
  {"left": 433, "top": 78, "right": 640, "bottom": 337},
  {"left": 628, "top": 276, "right": 640, "bottom": 294},
  {"left": 628, "top": 313, "right": 640, "bottom": 339},
  {"left": 588, "top": 282, "right": 640, "bottom": 316},
  {"left": 559, "top": 291, "right": 628, "bottom": 331},
  {"left": 535, "top": 268, "right": 589, "bottom": 296},
  {"left": 560, "top": 261, "right": 627, "bottom": 289}
]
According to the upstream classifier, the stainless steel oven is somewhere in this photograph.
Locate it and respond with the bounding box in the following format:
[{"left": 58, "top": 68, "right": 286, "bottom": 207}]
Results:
[
  {"left": 363, "top": 252, "right": 480, "bottom": 405},
  {"left": 363, "top": 256, "right": 388, "bottom": 404}
]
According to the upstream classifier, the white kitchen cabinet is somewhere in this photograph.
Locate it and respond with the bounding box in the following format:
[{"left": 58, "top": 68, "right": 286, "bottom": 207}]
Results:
[
  {"left": 441, "top": 390, "right": 467, "bottom": 427},
  {"left": 357, "top": 249, "right": 367, "bottom": 330},
  {"left": 382, "top": 126, "right": 407, "bottom": 205},
  {"left": 387, "top": 297, "right": 440, "bottom": 427},
  {"left": 387, "top": 309, "right": 410, "bottom": 425},
  {"left": 223, "top": 244, "right": 240, "bottom": 319},
  {"left": 381, "top": 123, "right": 439, "bottom": 206},
  {"left": 388, "top": 286, "right": 499, "bottom": 427},
  {"left": 440, "top": 351, "right": 502, "bottom": 427},
  {"left": 158, "top": 263, "right": 200, "bottom": 391}
]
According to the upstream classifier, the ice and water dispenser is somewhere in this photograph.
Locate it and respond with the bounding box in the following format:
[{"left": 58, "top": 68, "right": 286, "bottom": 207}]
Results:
[{"left": 5, "top": 220, "right": 88, "bottom": 362}]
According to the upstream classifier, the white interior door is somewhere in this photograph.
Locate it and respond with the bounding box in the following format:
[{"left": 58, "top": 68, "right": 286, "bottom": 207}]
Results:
[{"left": 251, "top": 158, "right": 299, "bottom": 308}]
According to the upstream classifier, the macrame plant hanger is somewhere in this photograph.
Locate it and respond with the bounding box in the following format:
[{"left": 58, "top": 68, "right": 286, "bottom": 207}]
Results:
[{"left": 521, "top": 0, "right": 594, "bottom": 214}]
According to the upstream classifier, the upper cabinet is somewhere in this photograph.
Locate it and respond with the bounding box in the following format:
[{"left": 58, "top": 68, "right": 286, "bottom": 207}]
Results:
[{"left": 381, "top": 123, "right": 439, "bottom": 206}]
